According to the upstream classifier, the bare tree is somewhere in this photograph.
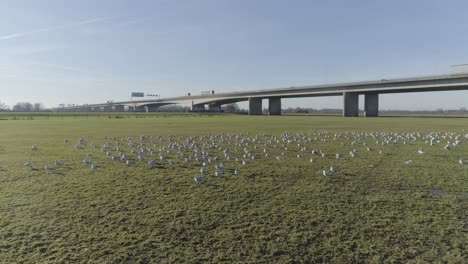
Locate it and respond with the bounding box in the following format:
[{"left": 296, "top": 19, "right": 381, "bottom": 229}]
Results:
[
  {"left": 223, "top": 103, "right": 240, "bottom": 113},
  {"left": 12, "top": 102, "right": 34, "bottom": 112},
  {"left": 0, "top": 101, "right": 8, "bottom": 111},
  {"left": 33, "top": 102, "right": 44, "bottom": 112}
]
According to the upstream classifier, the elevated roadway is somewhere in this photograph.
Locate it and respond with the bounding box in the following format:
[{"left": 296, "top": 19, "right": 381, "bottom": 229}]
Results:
[{"left": 59, "top": 74, "right": 468, "bottom": 117}]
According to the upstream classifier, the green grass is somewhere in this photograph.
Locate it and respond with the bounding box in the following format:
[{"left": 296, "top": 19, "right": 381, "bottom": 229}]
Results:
[{"left": 0, "top": 115, "right": 467, "bottom": 263}]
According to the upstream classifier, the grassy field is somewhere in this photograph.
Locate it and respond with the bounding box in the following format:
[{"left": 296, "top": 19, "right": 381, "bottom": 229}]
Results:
[{"left": 0, "top": 114, "right": 467, "bottom": 263}]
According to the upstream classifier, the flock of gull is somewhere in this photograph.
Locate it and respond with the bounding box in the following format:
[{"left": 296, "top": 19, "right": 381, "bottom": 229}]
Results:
[{"left": 24, "top": 130, "right": 467, "bottom": 183}]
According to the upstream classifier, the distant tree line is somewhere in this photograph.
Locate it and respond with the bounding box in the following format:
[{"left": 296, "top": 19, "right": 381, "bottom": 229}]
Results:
[
  {"left": 0, "top": 101, "right": 46, "bottom": 112},
  {"left": 222, "top": 103, "right": 248, "bottom": 114},
  {"left": 281, "top": 107, "right": 342, "bottom": 114},
  {"left": 281, "top": 107, "right": 468, "bottom": 115},
  {"left": 157, "top": 105, "right": 191, "bottom": 112},
  {"left": 0, "top": 101, "right": 466, "bottom": 115},
  {"left": 157, "top": 103, "right": 249, "bottom": 113},
  {"left": 379, "top": 108, "right": 468, "bottom": 115}
]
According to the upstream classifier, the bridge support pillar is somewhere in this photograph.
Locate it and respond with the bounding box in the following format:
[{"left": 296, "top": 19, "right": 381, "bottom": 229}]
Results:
[
  {"left": 114, "top": 105, "right": 125, "bottom": 112},
  {"left": 364, "top": 93, "right": 379, "bottom": 117},
  {"left": 208, "top": 104, "right": 222, "bottom": 112},
  {"left": 249, "top": 97, "right": 262, "bottom": 115},
  {"left": 268, "top": 98, "right": 281, "bottom": 115},
  {"left": 343, "top": 92, "right": 359, "bottom": 117},
  {"left": 102, "top": 106, "right": 112, "bottom": 112}
]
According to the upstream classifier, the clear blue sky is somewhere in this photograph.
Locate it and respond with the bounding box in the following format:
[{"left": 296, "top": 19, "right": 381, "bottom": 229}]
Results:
[{"left": 1, "top": 0, "right": 467, "bottom": 110}]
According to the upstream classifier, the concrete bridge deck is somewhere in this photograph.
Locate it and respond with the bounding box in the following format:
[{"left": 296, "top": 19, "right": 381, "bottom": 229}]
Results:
[{"left": 58, "top": 74, "right": 468, "bottom": 117}]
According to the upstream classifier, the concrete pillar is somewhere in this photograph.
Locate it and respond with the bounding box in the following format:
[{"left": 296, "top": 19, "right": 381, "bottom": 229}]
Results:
[
  {"left": 114, "top": 105, "right": 125, "bottom": 112},
  {"left": 249, "top": 97, "right": 262, "bottom": 115},
  {"left": 208, "top": 104, "right": 222, "bottom": 112},
  {"left": 268, "top": 98, "right": 282, "bottom": 115},
  {"left": 364, "top": 93, "right": 379, "bottom": 117},
  {"left": 343, "top": 92, "right": 359, "bottom": 117}
]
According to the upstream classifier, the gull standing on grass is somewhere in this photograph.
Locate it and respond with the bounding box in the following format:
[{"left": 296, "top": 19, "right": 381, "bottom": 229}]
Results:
[{"left": 194, "top": 176, "right": 205, "bottom": 183}]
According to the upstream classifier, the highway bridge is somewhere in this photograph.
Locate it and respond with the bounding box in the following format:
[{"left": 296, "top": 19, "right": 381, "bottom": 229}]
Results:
[{"left": 58, "top": 74, "right": 468, "bottom": 117}]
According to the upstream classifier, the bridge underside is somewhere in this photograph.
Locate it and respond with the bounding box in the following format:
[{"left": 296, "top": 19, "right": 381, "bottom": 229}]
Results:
[{"left": 57, "top": 76, "right": 468, "bottom": 117}]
